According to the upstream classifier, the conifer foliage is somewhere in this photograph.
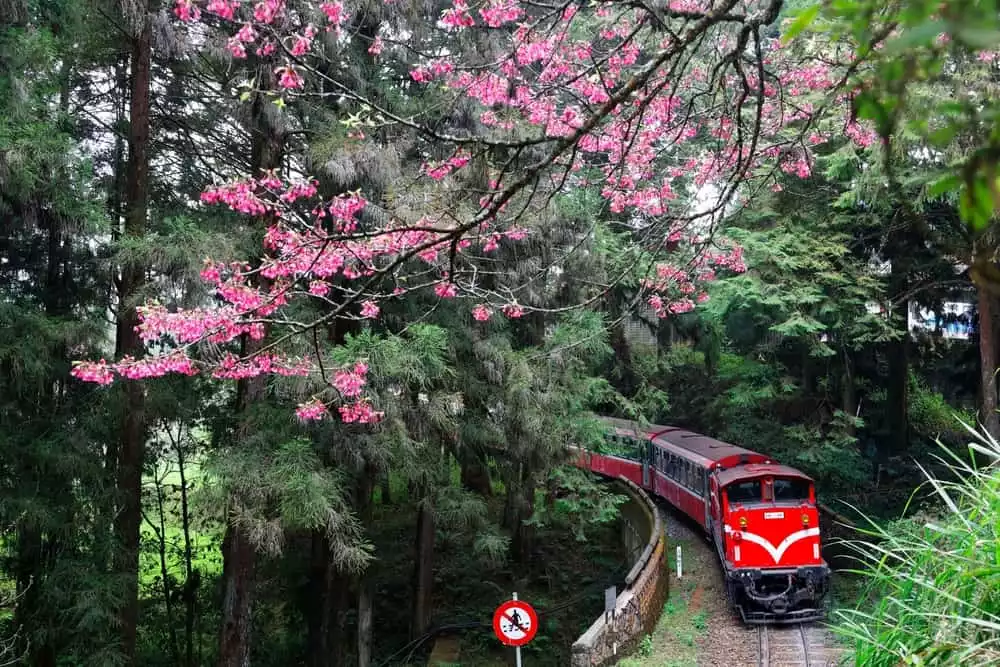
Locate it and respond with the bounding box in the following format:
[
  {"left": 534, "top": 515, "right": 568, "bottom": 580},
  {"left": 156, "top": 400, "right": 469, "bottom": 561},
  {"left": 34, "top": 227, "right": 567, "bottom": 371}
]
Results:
[{"left": 3, "top": 0, "right": 1000, "bottom": 665}]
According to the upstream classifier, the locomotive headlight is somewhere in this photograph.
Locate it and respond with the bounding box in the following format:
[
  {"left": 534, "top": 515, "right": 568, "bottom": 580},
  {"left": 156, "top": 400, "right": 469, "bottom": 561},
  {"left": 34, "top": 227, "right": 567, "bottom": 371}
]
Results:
[
  {"left": 739, "top": 516, "right": 747, "bottom": 528},
  {"left": 802, "top": 513, "right": 810, "bottom": 526}
]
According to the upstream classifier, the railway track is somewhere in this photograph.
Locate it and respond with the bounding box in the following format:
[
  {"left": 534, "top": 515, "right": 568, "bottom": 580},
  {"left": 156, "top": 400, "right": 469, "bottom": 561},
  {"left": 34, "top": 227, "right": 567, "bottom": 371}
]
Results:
[{"left": 757, "top": 623, "right": 846, "bottom": 667}]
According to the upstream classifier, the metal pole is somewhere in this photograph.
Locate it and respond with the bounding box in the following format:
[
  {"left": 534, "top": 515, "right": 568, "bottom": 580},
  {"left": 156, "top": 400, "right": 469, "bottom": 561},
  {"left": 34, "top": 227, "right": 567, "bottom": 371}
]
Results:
[
  {"left": 513, "top": 592, "right": 522, "bottom": 667},
  {"left": 676, "top": 545, "right": 683, "bottom": 579}
]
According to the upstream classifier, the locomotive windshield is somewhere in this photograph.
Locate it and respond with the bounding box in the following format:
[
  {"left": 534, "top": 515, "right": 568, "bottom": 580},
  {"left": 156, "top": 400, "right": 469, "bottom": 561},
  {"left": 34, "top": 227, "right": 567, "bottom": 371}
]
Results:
[
  {"left": 773, "top": 477, "right": 811, "bottom": 501},
  {"left": 726, "top": 480, "right": 761, "bottom": 504}
]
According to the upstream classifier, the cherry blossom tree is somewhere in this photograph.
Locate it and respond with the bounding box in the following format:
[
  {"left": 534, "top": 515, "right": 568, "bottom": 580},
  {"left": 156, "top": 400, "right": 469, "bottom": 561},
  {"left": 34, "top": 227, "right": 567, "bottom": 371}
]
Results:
[{"left": 73, "top": 0, "right": 879, "bottom": 420}]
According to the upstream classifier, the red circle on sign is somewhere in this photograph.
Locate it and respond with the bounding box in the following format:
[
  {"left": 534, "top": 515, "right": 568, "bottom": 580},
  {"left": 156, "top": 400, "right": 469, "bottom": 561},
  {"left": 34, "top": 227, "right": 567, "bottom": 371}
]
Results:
[{"left": 492, "top": 599, "right": 538, "bottom": 647}]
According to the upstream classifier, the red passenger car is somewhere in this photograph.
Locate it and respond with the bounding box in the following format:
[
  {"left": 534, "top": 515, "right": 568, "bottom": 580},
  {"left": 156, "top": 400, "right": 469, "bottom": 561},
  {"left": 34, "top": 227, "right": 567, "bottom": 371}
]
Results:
[{"left": 571, "top": 417, "right": 830, "bottom": 624}]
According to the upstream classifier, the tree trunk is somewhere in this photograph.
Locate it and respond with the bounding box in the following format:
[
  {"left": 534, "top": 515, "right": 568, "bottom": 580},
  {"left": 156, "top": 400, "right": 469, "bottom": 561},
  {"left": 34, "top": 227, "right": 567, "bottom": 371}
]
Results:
[
  {"left": 217, "top": 62, "right": 286, "bottom": 666},
  {"left": 356, "top": 468, "right": 375, "bottom": 667},
  {"left": 978, "top": 286, "right": 1000, "bottom": 438},
  {"left": 380, "top": 474, "right": 392, "bottom": 505},
  {"left": 884, "top": 333, "right": 909, "bottom": 454},
  {"left": 328, "top": 568, "right": 350, "bottom": 665},
  {"left": 842, "top": 349, "right": 857, "bottom": 438},
  {"left": 460, "top": 454, "right": 492, "bottom": 497},
  {"left": 176, "top": 442, "right": 198, "bottom": 667},
  {"left": 306, "top": 531, "right": 335, "bottom": 667},
  {"left": 152, "top": 477, "right": 181, "bottom": 665},
  {"left": 113, "top": 6, "right": 152, "bottom": 661},
  {"left": 219, "top": 514, "right": 257, "bottom": 667},
  {"left": 410, "top": 496, "right": 435, "bottom": 640},
  {"left": 357, "top": 584, "right": 373, "bottom": 667},
  {"left": 511, "top": 476, "right": 535, "bottom": 565}
]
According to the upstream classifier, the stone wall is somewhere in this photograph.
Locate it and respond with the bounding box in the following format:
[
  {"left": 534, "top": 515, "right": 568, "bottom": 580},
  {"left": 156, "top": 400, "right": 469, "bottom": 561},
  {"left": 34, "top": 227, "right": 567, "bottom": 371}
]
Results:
[{"left": 570, "top": 476, "right": 668, "bottom": 666}]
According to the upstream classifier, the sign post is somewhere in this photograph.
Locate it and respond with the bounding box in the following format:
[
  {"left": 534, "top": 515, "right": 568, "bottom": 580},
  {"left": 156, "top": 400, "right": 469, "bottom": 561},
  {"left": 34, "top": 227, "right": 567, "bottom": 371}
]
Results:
[{"left": 493, "top": 593, "right": 538, "bottom": 666}]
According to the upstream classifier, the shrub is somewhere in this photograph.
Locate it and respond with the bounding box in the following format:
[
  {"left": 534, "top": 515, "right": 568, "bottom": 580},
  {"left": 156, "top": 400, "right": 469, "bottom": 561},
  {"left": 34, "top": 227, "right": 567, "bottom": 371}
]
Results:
[{"left": 834, "top": 420, "right": 1000, "bottom": 666}]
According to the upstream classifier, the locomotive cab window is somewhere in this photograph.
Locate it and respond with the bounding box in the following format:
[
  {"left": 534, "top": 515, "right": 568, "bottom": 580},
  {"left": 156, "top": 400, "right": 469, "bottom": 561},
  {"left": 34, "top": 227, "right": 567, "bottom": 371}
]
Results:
[
  {"left": 773, "top": 477, "right": 811, "bottom": 502},
  {"left": 726, "top": 480, "right": 762, "bottom": 504}
]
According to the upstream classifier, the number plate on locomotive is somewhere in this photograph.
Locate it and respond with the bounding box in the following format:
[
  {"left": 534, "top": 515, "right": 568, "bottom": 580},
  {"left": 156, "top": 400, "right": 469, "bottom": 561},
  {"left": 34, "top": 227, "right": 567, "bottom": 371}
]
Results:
[{"left": 764, "top": 511, "right": 785, "bottom": 519}]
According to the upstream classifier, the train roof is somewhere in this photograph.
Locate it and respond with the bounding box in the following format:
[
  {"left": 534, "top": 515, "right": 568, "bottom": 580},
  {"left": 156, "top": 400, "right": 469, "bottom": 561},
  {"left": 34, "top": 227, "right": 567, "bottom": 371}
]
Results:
[
  {"left": 716, "top": 463, "right": 813, "bottom": 487},
  {"left": 650, "top": 426, "right": 759, "bottom": 464}
]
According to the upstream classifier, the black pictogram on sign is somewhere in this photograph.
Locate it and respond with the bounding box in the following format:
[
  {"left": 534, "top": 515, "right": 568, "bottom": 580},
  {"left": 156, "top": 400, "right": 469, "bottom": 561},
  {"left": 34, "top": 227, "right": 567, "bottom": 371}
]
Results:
[{"left": 492, "top": 599, "right": 538, "bottom": 647}]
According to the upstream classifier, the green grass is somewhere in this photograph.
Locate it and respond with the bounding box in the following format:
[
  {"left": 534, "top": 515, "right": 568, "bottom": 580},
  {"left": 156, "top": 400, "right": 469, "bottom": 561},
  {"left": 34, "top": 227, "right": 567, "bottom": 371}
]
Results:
[
  {"left": 834, "top": 422, "right": 1000, "bottom": 666},
  {"left": 618, "top": 538, "right": 705, "bottom": 667}
]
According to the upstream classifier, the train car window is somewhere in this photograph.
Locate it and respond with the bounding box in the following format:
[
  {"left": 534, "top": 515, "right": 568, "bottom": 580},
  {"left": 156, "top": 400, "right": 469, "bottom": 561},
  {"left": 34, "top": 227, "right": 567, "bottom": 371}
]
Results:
[
  {"left": 726, "top": 480, "right": 762, "bottom": 504},
  {"left": 774, "top": 478, "right": 811, "bottom": 501}
]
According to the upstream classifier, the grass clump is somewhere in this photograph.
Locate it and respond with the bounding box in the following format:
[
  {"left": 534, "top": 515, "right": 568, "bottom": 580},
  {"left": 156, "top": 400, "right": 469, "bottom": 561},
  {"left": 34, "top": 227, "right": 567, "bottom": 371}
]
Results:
[{"left": 835, "top": 421, "right": 1000, "bottom": 666}]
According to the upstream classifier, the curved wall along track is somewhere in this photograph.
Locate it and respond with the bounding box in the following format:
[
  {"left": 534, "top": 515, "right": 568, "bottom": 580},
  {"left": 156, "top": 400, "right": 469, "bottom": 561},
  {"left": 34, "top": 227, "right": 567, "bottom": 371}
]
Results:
[{"left": 569, "top": 462, "right": 668, "bottom": 667}]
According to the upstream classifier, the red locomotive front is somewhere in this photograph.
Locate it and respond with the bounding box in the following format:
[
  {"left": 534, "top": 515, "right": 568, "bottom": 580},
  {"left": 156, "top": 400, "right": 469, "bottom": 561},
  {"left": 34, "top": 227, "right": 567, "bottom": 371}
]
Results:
[{"left": 715, "top": 465, "right": 830, "bottom": 623}]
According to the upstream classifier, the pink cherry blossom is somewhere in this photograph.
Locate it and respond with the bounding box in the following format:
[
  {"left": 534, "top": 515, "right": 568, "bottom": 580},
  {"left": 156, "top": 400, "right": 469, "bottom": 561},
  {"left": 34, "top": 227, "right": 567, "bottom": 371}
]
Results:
[
  {"left": 71, "top": 360, "right": 116, "bottom": 385},
  {"left": 275, "top": 65, "right": 304, "bottom": 90},
  {"left": 173, "top": 0, "right": 200, "bottom": 21},
  {"left": 320, "top": 1, "right": 345, "bottom": 22},
  {"left": 472, "top": 304, "right": 492, "bottom": 321},
  {"left": 360, "top": 300, "right": 380, "bottom": 318},
  {"left": 296, "top": 399, "right": 329, "bottom": 421},
  {"left": 207, "top": 0, "right": 238, "bottom": 21},
  {"left": 435, "top": 282, "right": 458, "bottom": 299},
  {"left": 502, "top": 304, "right": 524, "bottom": 318},
  {"left": 339, "top": 400, "right": 383, "bottom": 424}
]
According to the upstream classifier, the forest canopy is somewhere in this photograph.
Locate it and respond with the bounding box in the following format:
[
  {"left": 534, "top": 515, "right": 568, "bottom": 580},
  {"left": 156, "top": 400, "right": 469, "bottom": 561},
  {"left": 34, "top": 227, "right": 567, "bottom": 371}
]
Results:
[{"left": 2, "top": 0, "right": 1000, "bottom": 665}]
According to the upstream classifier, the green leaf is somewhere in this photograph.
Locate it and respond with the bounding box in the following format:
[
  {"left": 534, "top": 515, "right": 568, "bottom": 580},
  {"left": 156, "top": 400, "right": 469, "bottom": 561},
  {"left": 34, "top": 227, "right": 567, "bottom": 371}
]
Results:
[
  {"left": 882, "top": 20, "right": 947, "bottom": 55},
  {"left": 781, "top": 4, "right": 821, "bottom": 45},
  {"left": 928, "top": 124, "right": 958, "bottom": 148},
  {"left": 928, "top": 173, "right": 962, "bottom": 198},
  {"left": 955, "top": 27, "right": 1000, "bottom": 49}
]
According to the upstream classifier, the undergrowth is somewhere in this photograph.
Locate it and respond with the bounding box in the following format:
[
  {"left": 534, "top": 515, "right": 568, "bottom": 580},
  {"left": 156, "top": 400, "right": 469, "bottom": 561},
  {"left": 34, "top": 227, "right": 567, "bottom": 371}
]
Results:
[{"left": 834, "top": 420, "right": 1000, "bottom": 666}]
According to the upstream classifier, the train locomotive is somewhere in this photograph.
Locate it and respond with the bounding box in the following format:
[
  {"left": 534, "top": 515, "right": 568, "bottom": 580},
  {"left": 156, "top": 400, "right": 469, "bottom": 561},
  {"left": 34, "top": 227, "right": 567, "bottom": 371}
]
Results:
[{"left": 571, "top": 417, "right": 830, "bottom": 624}]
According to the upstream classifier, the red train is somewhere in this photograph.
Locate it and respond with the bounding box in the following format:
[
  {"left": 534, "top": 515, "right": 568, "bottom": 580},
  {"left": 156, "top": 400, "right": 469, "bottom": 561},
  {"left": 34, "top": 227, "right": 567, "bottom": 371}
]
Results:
[{"left": 571, "top": 417, "right": 830, "bottom": 624}]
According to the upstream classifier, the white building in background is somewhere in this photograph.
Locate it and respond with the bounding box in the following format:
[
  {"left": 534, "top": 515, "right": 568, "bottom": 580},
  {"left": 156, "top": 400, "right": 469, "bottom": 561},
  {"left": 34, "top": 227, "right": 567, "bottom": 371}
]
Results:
[{"left": 908, "top": 299, "right": 975, "bottom": 341}]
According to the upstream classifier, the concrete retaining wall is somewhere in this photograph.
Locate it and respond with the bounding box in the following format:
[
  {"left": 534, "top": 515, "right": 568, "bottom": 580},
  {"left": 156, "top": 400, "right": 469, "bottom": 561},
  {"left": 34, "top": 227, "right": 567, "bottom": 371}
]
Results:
[{"left": 570, "top": 476, "right": 668, "bottom": 666}]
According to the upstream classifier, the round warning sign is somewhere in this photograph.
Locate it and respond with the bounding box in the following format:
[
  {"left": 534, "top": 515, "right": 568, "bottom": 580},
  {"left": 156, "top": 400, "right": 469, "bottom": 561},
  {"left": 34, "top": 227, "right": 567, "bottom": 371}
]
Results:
[{"left": 492, "top": 599, "right": 538, "bottom": 647}]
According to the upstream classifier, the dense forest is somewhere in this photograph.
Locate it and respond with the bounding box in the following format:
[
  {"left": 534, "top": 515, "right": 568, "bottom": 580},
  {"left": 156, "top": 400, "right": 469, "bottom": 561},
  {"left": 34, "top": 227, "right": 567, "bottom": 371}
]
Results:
[{"left": 2, "top": 0, "right": 1000, "bottom": 665}]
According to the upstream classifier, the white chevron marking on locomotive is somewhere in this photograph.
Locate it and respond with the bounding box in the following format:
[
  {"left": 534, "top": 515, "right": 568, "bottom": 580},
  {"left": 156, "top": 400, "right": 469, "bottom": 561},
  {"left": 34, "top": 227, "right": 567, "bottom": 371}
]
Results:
[{"left": 724, "top": 525, "right": 820, "bottom": 563}]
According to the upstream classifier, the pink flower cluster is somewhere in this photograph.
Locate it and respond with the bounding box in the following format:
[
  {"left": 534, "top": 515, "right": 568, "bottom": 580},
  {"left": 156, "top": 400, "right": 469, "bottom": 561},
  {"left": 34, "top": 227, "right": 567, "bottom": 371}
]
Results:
[
  {"left": 333, "top": 362, "right": 369, "bottom": 397},
  {"left": 71, "top": 359, "right": 116, "bottom": 385},
  {"left": 339, "top": 400, "right": 383, "bottom": 424},
  {"left": 151, "top": 0, "right": 837, "bottom": 426},
  {"left": 423, "top": 152, "right": 471, "bottom": 181},
  {"left": 641, "top": 245, "right": 746, "bottom": 318},
  {"left": 440, "top": 0, "right": 474, "bottom": 29},
  {"left": 212, "top": 352, "right": 312, "bottom": 380},
  {"left": 479, "top": 0, "right": 523, "bottom": 28}
]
